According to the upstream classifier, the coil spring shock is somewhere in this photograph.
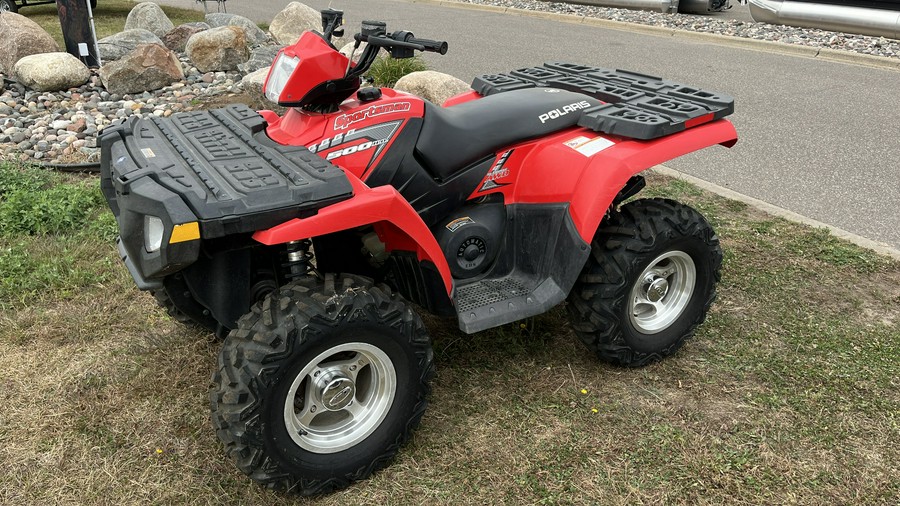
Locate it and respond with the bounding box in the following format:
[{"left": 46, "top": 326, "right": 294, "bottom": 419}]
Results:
[{"left": 284, "top": 239, "right": 318, "bottom": 280}]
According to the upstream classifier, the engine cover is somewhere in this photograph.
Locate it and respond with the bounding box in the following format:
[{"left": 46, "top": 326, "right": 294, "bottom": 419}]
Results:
[{"left": 434, "top": 203, "right": 506, "bottom": 279}]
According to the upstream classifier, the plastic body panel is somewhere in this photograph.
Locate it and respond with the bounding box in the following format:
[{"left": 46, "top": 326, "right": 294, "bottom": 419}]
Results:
[
  {"left": 263, "top": 32, "right": 355, "bottom": 106},
  {"left": 466, "top": 120, "right": 737, "bottom": 243},
  {"left": 265, "top": 89, "right": 426, "bottom": 182},
  {"left": 253, "top": 171, "right": 454, "bottom": 295}
]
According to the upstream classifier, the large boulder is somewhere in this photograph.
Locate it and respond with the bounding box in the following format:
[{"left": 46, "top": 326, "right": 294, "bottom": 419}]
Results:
[
  {"left": 205, "top": 13, "right": 268, "bottom": 46},
  {"left": 124, "top": 2, "right": 175, "bottom": 38},
  {"left": 395, "top": 71, "right": 471, "bottom": 106},
  {"left": 0, "top": 13, "right": 59, "bottom": 76},
  {"left": 268, "top": 2, "right": 319, "bottom": 45},
  {"left": 99, "top": 43, "right": 184, "bottom": 95},
  {"left": 241, "top": 66, "right": 270, "bottom": 103},
  {"left": 13, "top": 52, "right": 90, "bottom": 92},
  {"left": 162, "top": 22, "right": 209, "bottom": 53},
  {"left": 238, "top": 45, "right": 281, "bottom": 74},
  {"left": 186, "top": 26, "right": 249, "bottom": 72},
  {"left": 97, "top": 29, "right": 163, "bottom": 62}
]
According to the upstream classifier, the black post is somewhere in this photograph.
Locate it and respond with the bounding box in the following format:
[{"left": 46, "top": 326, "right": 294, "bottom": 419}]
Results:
[{"left": 56, "top": 0, "right": 101, "bottom": 67}]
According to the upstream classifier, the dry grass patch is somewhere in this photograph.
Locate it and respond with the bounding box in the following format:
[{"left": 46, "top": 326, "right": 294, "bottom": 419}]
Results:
[{"left": 0, "top": 166, "right": 897, "bottom": 504}]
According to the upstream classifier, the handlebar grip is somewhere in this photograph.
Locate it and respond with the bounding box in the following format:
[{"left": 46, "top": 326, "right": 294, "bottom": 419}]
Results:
[
  {"left": 407, "top": 37, "right": 448, "bottom": 55},
  {"left": 364, "top": 35, "right": 425, "bottom": 51}
]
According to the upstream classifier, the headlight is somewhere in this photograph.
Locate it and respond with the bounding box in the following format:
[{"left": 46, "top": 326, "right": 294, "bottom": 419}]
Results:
[
  {"left": 144, "top": 215, "right": 165, "bottom": 253},
  {"left": 265, "top": 53, "right": 301, "bottom": 103}
]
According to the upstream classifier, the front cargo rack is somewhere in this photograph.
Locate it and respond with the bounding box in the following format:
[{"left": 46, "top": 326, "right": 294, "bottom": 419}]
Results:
[
  {"left": 472, "top": 62, "right": 734, "bottom": 140},
  {"left": 100, "top": 104, "right": 353, "bottom": 238}
]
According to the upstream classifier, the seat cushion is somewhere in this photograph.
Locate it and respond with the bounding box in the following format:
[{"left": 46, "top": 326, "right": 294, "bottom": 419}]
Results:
[{"left": 416, "top": 88, "right": 602, "bottom": 179}]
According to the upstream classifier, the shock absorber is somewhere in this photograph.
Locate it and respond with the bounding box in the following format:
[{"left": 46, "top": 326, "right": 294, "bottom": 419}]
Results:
[{"left": 284, "top": 239, "right": 318, "bottom": 280}]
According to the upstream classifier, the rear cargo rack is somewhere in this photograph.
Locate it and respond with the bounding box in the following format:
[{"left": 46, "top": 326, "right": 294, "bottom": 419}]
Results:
[{"left": 472, "top": 62, "right": 734, "bottom": 140}]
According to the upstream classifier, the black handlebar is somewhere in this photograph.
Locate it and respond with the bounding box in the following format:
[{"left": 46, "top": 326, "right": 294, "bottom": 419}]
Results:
[
  {"left": 345, "top": 21, "right": 447, "bottom": 81},
  {"left": 355, "top": 28, "right": 448, "bottom": 56}
]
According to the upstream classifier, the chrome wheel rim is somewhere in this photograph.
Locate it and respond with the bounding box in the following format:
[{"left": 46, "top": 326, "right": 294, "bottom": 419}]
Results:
[
  {"left": 284, "top": 342, "right": 397, "bottom": 454},
  {"left": 628, "top": 250, "right": 696, "bottom": 334}
]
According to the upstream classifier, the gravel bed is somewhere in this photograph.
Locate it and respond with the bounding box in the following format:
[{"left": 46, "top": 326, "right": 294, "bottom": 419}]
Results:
[
  {"left": 453, "top": 0, "right": 900, "bottom": 59},
  {"left": 0, "top": 56, "right": 246, "bottom": 165}
]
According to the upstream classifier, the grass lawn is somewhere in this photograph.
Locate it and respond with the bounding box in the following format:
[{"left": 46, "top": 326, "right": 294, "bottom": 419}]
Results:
[
  {"left": 0, "top": 162, "right": 897, "bottom": 504},
  {"left": 19, "top": 0, "right": 208, "bottom": 48}
]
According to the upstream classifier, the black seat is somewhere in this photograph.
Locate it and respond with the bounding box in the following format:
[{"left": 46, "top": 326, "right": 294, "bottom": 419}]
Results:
[{"left": 415, "top": 88, "right": 602, "bottom": 179}]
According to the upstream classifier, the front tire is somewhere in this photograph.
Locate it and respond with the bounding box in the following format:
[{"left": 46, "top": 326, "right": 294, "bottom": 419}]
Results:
[
  {"left": 567, "top": 198, "right": 722, "bottom": 367},
  {"left": 210, "top": 274, "right": 433, "bottom": 495},
  {"left": 0, "top": 0, "right": 17, "bottom": 13}
]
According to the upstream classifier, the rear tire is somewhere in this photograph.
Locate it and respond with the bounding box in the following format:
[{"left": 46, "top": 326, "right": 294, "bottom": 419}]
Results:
[
  {"left": 210, "top": 274, "right": 433, "bottom": 495},
  {"left": 567, "top": 198, "right": 722, "bottom": 367},
  {"left": 0, "top": 0, "right": 17, "bottom": 13}
]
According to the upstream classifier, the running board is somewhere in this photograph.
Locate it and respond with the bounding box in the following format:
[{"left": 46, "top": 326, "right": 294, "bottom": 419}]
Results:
[
  {"left": 455, "top": 275, "right": 569, "bottom": 334},
  {"left": 452, "top": 204, "right": 590, "bottom": 334}
]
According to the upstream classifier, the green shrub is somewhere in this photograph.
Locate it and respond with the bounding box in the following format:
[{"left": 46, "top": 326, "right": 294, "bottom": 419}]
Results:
[{"left": 367, "top": 56, "right": 428, "bottom": 88}]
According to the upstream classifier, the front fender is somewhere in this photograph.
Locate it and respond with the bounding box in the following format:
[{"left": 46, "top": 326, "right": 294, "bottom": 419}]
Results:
[{"left": 252, "top": 171, "right": 453, "bottom": 295}]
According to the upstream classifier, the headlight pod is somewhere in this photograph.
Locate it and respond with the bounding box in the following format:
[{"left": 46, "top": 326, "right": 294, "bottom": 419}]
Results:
[
  {"left": 265, "top": 53, "right": 301, "bottom": 104},
  {"left": 144, "top": 215, "right": 165, "bottom": 253}
]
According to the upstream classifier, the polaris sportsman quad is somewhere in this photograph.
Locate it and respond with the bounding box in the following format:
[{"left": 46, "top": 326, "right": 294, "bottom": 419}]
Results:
[{"left": 100, "top": 8, "right": 737, "bottom": 495}]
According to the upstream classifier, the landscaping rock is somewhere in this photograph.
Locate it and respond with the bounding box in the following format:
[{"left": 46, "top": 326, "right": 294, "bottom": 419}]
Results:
[
  {"left": 97, "top": 29, "right": 164, "bottom": 62},
  {"left": 13, "top": 52, "right": 90, "bottom": 92},
  {"left": 241, "top": 66, "right": 270, "bottom": 102},
  {"left": 205, "top": 13, "right": 268, "bottom": 46},
  {"left": 394, "top": 71, "right": 471, "bottom": 105},
  {"left": 162, "top": 23, "right": 209, "bottom": 53},
  {"left": 0, "top": 13, "right": 59, "bottom": 76},
  {"left": 268, "top": 2, "right": 320, "bottom": 45},
  {"left": 99, "top": 44, "right": 184, "bottom": 95},
  {"left": 124, "top": 2, "right": 175, "bottom": 38},
  {"left": 186, "top": 26, "right": 249, "bottom": 72},
  {"left": 238, "top": 45, "right": 281, "bottom": 74}
]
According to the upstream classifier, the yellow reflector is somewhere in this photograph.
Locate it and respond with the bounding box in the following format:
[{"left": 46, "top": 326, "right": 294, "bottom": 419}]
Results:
[{"left": 169, "top": 222, "right": 200, "bottom": 244}]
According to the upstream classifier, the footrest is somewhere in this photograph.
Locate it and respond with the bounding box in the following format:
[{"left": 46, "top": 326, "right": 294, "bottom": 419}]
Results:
[
  {"left": 472, "top": 62, "right": 734, "bottom": 140},
  {"left": 455, "top": 273, "right": 574, "bottom": 334}
]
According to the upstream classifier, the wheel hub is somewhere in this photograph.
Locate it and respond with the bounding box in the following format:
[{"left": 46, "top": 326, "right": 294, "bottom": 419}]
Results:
[
  {"left": 645, "top": 277, "right": 669, "bottom": 302},
  {"left": 628, "top": 250, "right": 697, "bottom": 334},
  {"left": 284, "top": 342, "right": 398, "bottom": 454},
  {"left": 318, "top": 373, "right": 356, "bottom": 411}
]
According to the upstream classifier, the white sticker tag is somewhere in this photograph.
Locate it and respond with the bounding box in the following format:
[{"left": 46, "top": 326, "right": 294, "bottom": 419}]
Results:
[{"left": 564, "top": 136, "right": 615, "bottom": 157}]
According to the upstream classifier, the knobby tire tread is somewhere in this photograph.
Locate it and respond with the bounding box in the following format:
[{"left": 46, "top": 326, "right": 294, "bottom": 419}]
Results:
[
  {"left": 209, "top": 274, "right": 433, "bottom": 495},
  {"left": 567, "top": 198, "right": 722, "bottom": 367}
]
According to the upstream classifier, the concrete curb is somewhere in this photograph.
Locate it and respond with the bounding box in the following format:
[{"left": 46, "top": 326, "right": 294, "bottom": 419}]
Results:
[
  {"left": 653, "top": 165, "right": 900, "bottom": 261},
  {"left": 410, "top": 0, "right": 900, "bottom": 72}
]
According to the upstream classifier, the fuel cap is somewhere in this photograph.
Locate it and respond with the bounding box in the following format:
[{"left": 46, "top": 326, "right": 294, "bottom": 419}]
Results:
[{"left": 358, "top": 87, "right": 382, "bottom": 103}]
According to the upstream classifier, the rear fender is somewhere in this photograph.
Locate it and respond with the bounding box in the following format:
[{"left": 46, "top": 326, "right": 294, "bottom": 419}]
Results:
[
  {"left": 252, "top": 171, "right": 453, "bottom": 295},
  {"left": 513, "top": 119, "right": 738, "bottom": 242}
]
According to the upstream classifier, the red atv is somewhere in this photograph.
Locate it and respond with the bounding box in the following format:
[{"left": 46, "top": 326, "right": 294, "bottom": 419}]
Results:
[{"left": 100, "top": 8, "right": 737, "bottom": 495}]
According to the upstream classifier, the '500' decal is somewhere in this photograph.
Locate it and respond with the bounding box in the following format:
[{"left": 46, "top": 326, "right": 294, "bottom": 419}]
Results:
[{"left": 325, "top": 138, "right": 389, "bottom": 160}]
